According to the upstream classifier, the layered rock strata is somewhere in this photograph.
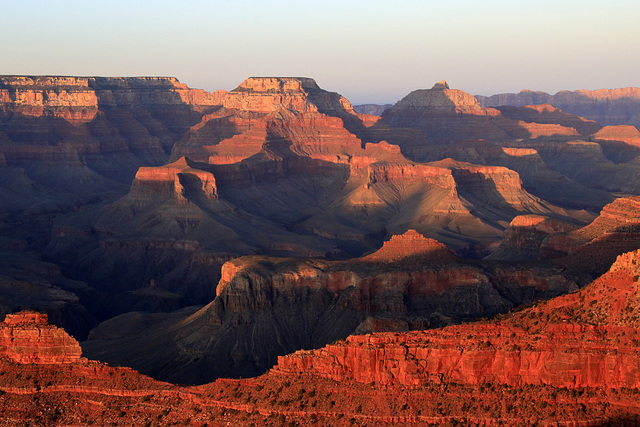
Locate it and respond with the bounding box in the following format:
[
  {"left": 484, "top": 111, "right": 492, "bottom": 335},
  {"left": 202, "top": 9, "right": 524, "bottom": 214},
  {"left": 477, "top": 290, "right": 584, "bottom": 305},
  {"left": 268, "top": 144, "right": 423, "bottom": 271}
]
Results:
[
  {"left": 83, "top": 230, "right": 578, "bottom": 384},
  {"left": 477, "top": 86, "right": 640, "bottom": 127},
  {"left": 0, "top": 311, "right": 82, "bottom": 363},
  {"left": 275, "top": 248, "right": 640, "bottom": 390}
]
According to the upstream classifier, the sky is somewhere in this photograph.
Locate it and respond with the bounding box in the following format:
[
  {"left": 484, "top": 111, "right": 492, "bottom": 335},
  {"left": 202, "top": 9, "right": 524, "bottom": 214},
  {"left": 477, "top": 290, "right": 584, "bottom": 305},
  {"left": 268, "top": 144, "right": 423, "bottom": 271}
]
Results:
[{"left": 1, "top": 0, "right": 639, "bottom": 104}]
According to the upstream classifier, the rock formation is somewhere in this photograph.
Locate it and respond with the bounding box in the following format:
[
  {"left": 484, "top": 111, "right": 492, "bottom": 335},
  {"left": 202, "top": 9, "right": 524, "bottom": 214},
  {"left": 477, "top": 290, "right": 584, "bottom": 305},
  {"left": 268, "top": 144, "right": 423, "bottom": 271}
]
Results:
[
  {"left": 40, "top": 77, "right": 602, "bottom": 325},
  {"left": 496, "top": 103, "right": 602, "bottom": 135},
  {"left": 3, "top": 75, "right": 640, "bottom": 426},
  {"left": 275, "top": 248, "right": 640, "bottom": 391},
  {"left": 363, "top": 229, "right": 457, "bottom": 263},
  {"left": 487, "top": 214, "right": 579, "bottom": 261},
  {"left": 477, "top": 86, "right": 640, "bottom": 128},
  {"left": 82, "top": 230, "right": 579, "bottom": 384},
  {"left": 2, "top": 278, "right": 640, "bottom": 425},
  {"left": 0, "top": 311, "right": 81, "bottom": 363},
  {"left": 0, "top": 76, "right": 224, "bottom": 204}
]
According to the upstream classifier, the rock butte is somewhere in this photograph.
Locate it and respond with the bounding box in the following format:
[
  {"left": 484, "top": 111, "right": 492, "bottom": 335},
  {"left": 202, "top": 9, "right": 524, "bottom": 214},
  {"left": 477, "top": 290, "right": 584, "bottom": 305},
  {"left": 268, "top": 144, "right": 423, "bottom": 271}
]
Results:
[
  {"left": 0, "top": 311, "right": 82, "bottom": 364},
  {"left": 364, "top": 229, "right": 457, "bottom": 262}
]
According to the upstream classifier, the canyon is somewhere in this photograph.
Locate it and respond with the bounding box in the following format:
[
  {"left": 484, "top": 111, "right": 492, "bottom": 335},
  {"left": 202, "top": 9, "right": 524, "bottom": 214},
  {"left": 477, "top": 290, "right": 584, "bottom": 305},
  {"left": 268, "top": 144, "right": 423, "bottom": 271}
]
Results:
[
  {"left": 2, "top": 249, "right": 640, "bottom": 425},
  {"left": 2, "top": 74, "right": 640, "bottom": 424}
]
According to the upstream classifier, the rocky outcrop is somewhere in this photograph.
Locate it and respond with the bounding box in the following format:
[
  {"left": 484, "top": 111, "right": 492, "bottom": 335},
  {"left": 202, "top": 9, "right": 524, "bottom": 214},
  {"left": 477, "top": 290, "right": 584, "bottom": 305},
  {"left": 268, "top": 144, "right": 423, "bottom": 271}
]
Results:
[
  {"left": 83, "top": 230, "right": 578, "bottom": 384},
  {"left": 0, "top": 311, "right": 82, "bottom": 363},
  {"left": 364, "top": 229, "right": 458, "bottom": 264},
  {"left": 487, "top": 215, "right": 579, "bottom": 261},
  {"left": 477, "top": 87, "right": 640, "bottom": 127},
  {"left": 131, "top": 157, "right": 218, "bottom": 202},
  {"left": 275, "top": 249, "right": 640, "bottom": 390},
  {"left": 496, "top": 104, "right": 602, "bottom": 136}
]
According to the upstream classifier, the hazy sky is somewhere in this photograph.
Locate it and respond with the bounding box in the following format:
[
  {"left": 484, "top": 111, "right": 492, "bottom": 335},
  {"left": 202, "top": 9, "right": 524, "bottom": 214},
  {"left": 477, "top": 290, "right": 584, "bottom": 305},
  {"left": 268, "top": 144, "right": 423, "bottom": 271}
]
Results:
[{"left": 2, "top": 0, "right": 639, "bottom": 103}]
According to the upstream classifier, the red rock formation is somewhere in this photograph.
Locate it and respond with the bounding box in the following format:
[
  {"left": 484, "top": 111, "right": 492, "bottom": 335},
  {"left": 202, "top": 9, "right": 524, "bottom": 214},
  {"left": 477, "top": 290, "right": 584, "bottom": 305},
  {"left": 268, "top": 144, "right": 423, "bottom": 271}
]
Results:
[
  {"left": 496, "top": 104, "right": 602, "bottom": 136},
  {"left": 379, "top": 81, "right": 522, "bottom": 145},
  {"left": 131, "top": 156, "right": 218, "bottom": 202},
  {"left": 2, "top": 281, "right": 639, "bottom": 426},
  {"left": 594, "top": 125, "right": 640, "bottom": 148},
  {"left": 540, "top": 196, "right": 640, "bottom": 273},
  {"left": 223, "top": 77, "right": 324, "bottom": 113},
  {"left": 392, "top": 81, "right": 500, "bottom": 116},
  {"left": 84, "top": 229, "right": 579, "bottom": 384},
  {"left": 364, "top": 229, "right": 457, "bottom": 264},
  {"left": 275, "top": 249, "right": 640, "bottom": 391},
  {"left": 488, "top": 214, "right": 579, "bottom": 261},
  {"left": 0, "top": 311, "right": 81, "bottom": 364}
]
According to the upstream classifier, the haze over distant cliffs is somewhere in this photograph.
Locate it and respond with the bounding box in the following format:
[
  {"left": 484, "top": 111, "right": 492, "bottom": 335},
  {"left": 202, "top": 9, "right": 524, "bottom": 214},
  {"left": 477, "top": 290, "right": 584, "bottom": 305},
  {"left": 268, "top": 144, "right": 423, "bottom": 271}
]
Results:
[{"left": 476, "top": 87, "right": 640, "bottom": 128}]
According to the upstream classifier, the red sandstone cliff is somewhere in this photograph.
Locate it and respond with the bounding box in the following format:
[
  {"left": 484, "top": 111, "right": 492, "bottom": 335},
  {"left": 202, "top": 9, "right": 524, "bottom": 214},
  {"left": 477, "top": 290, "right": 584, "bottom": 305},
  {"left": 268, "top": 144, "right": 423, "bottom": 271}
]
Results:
[
  {"left": 0, "top": 311, "right": 81, "bottom": 364},
  {"left": 275, "top": 248, "right": 640, "bottom": 391}
]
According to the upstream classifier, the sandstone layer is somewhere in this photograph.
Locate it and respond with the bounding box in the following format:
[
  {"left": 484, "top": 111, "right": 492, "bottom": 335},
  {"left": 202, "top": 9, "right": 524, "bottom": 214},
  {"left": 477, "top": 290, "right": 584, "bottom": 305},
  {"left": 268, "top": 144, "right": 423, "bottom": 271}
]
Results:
[
  {"left": 275, "top": 248, "right": 640, "bottom": 393},
  {"left": 0, "top": 311, "right": 81, "bottom": 364},
  {"left": 82, "top": 230, "right": 578, "bottom": 384}
]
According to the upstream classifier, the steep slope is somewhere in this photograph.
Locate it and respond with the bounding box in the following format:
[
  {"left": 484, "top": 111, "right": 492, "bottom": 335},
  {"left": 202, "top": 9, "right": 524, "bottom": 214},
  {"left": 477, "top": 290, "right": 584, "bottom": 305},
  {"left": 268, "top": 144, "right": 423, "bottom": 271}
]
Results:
[
  {"left": 82, "top": 230, "right": 578, "bottom": 384},
  {"left": 43, "top": 78, "right": 587, "bottom": 321},
  {"left": 275, "top": 248, "right": 640, "bottom": 397},
  {"left": 372, "top": 82, "right": 640, "bottom": 208},
  {"left": 0, "top": 76, "right": 223, "bottom": 197}
]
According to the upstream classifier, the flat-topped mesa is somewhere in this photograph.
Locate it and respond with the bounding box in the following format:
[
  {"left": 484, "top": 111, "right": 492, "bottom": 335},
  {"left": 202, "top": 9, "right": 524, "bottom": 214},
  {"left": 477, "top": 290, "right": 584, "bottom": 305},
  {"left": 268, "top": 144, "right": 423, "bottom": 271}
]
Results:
[
  {"left": 0, "top": 76, "right": 225, "bottom": 124},
  {"left": 509, "top": 214, "right": 577, "bottom": 234},
  {"left": 433, "top": 158, "right": 544, "bottom": 209},
  {"left": 0, "top": 75, "right": 99, "bottom": 124},
  {"left": 390, "top": 80, "right": 499, "bottom": 116},
  {"left": 130, "top": 157, "right": 217, "bottom": 202},
  {"left": 223, "top": 77, "right": 354, "bottom": 114},
  {"left": 594, "top": 125, "right": 640, "bottom": 147},
  {"left": 365, "top": 230, "right": 457, "bottom": 263},
  {"left": 0, "top": 311, "right": 82, "bottom": 364},
  {"left": 366, "top": 162, "right": 456, "bottom": 188},
  {"left": 89, "top": 76, "right": 225, "bottom": 108}
]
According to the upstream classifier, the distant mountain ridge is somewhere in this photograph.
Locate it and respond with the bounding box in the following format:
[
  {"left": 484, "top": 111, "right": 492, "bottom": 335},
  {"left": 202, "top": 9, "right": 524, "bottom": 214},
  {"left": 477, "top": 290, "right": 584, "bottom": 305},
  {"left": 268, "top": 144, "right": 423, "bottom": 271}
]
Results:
[{"left": 476, "top": 87, "right": 640, "bottom": 128}]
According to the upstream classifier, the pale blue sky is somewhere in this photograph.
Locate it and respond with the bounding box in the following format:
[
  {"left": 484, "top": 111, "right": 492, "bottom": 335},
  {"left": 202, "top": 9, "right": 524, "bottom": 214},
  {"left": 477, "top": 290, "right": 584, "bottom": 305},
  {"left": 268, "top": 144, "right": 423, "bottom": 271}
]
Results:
[{"left": 1, "top": 0, "right": 638, "bottom": 103}]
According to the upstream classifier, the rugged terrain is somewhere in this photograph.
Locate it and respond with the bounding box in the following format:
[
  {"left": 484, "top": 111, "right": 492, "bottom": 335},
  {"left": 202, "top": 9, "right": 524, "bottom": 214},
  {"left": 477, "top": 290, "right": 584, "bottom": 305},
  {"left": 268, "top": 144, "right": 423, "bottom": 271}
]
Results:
[
  {"left": 2, "top": 75, "right": 640, "bottom": 420},
  {"left": 82, "top": 230, "right": 579, "bottom": 383},
  {"left": 3, "top": 249, "right": 640, "bottom": 425},
  {"left": 477, "top": 86, "right": 640, "bottom": 128}
]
